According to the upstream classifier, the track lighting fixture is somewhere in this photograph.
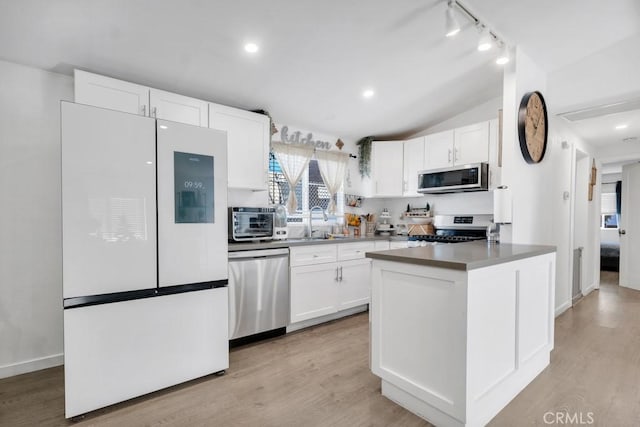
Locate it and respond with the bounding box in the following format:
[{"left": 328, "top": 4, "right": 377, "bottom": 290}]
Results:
[
  {"left": 444, "top": 1, "right": 511, "bottom": 65},
  {"left": 477, "top": 26, "right": 493, "bottom": 51},
  {"left": 496, "top": 44, "right": 510, "bottom": 65},
  {"left": 445, "top": 1, "right": 461, "bottom": 37}
]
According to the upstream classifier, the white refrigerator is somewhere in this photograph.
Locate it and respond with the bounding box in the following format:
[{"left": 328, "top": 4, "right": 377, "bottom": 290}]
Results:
[{"left": 61, "top": 102, "right": 229, "bottom": 418}]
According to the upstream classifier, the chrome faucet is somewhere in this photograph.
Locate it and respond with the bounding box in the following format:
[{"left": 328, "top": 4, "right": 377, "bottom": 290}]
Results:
[{"left": 308, "top": 206, "right": 328, "bottom": 238}]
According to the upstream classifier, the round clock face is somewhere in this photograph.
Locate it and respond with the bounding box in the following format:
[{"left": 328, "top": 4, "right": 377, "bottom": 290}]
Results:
[{"left": 518, "top": 91, "right": 548, "bottom": 164}]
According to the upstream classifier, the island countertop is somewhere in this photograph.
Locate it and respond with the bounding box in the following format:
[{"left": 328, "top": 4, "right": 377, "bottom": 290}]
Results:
[{"left": 365, "top": 241, "right": 556, "bottom": 271}]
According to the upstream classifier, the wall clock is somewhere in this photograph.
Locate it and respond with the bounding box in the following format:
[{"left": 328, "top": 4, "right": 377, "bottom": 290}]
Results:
[{"left": 518, "top": 91, "right": 548, "bottom": 164}]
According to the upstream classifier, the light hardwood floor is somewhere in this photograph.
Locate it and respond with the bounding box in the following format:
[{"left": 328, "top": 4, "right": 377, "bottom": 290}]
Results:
[{"left": 2, "top": 271, "right": 639, "bottom": 426}]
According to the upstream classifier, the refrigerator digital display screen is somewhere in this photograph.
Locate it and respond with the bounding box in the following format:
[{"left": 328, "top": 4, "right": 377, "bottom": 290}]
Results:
[{"left": 174, "top": 151, "right": 214, "bottom": 224}]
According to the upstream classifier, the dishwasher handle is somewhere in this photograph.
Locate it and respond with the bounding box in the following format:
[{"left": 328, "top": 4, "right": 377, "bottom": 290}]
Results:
[{"left": 228, "top": 248, "right": 289, "bottom": 260}]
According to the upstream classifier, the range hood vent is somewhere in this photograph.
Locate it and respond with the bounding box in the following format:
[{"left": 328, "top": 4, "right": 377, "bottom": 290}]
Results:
[{"left": 558, "top": 97, "right": 640, "bottom": 122}]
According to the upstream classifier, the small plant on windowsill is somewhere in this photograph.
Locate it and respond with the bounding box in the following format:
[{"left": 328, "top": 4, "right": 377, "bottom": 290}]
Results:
[{"left": 356, "top": 136, "right": 374, "bottom": 178}]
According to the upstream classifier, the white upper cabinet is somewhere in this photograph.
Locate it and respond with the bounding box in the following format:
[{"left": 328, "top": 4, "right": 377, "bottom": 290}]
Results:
[
  {"left": 74, "top": 70, "right": 149, "bottom": 116},
  {"left": 149, "top": 89, "right": 208, "bottom": 127},
  {"left": 403, "top": 136, "right": 425, "bottom": 196},
  {"left": 424, "top": 122, "right": 490, "bottom": 170},
  {"left": 454, "top": 121, "right": 490, "bottom": 165},
  {"left": 74, "top": 70, "right": 208, "bottom": 127},
  {"left": 424, "top": 129, "right": 455, "bottom": 170},
  {"left": 209, "top": 103, "right": 270, "bottom": 191},
  {"left": 371, "top": 141, "right": 404, "bottom": 197}
]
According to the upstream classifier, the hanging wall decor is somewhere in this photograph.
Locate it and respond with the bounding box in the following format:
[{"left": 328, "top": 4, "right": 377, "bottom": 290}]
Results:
[
  {"left": 356, "top": 136, "right": 373, "bottom": 178},
  {"left": 588, "top": 159, "right": 597, "bottom": 201}
]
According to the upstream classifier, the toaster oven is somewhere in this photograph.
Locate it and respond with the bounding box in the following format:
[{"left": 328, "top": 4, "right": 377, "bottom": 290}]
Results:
[{"left": 228, "top": 207, "right": 275, "bottom": 242}]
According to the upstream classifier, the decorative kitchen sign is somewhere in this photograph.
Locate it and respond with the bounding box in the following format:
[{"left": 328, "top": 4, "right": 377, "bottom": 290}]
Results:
[
  {"left": 174, "top": 151, "right": 214, "bottom": 223},
  {"left": 277, "top": 125, "right": 332, "bottom": 150}
]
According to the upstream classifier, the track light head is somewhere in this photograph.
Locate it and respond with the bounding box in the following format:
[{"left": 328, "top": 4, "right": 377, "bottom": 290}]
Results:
[
  {"left": 496, "top": 44, "right": 510, "bottom": 65},
  {"left": 477, "top": 26, "right": 493, "bottom": 51},
  {"left": 445, "top": 1, "right": 461, "bottom": 38}
]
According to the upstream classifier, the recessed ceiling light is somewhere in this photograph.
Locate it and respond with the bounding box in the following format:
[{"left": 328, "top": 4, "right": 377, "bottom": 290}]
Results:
[
  {"left": 615, "top": 124, "right": 628, "bottom": 130},
  {"left": 159, "top": 125, "right": 168, "bottom": 129},
  {"left": 146, "top": 161, "right": 153, "bottom": 165},
  {"left": 244, "top": 43, "right": 259, "bottom": 53},
  {"left": 363, "top": 89, "right": 375, "bottom": 99}
]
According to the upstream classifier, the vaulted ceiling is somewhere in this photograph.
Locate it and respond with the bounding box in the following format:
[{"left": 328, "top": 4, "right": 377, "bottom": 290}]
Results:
[{"left": 0, "top": 0, "right": 638, "bottom": 141}]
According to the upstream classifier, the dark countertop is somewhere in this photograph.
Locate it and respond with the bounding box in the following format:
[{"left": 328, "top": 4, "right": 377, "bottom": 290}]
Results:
[
  {"left": 365, "top": 241, "right": 556, "bottom": 271},
  {"left": 228, "top": 235, "right": 408, "bottom": 252}
]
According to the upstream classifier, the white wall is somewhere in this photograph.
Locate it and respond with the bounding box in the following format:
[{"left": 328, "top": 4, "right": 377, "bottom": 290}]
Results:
[
  {"left": 0, "top": 60, "right": 73, "bottom": 378},
  {"left": 548, "top": 33, "right": 640, "bottom": 113},
  {"left": 499, "top": 48, "right": 600, "bottom": 316},
  {"left": 409, "top": 96, "right": 503, "bottom": 137}
]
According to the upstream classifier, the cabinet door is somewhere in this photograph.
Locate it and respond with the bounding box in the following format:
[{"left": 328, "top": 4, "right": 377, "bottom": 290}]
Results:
[
  {"left": 371, "top": 141, "right": 404, "bottom": 197},
  {"left": 403, "top": 137, "right": 425, "bottom": 196},
  {"left": 373, "top": 240, "right": 390, "bottom": 251},
  {"left": 74, "top": 69, "right": 149, "bottom": 116},
  {"left": 389, "top": 241, "right": 409, "bottom": 249},
  {"left": 454, "top": 122, "right": 489, "bottom": 165},
  {"left": 149, "top": 89, "right": 208, "bottom": 127},
  {"left": 424, "top": 130, "right": 454, "bottom": 170},
  {"left": 290, "top": 263, "right": 339, "bottom": 323},
  {"left": 209, "top": 103, "right": 270, "bottom": 190},
  {"left": 337, "top": 259, "right": 371, "bottom": 311}
]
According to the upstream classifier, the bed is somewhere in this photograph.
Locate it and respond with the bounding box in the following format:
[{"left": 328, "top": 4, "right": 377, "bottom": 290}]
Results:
[{"left": 600, "top": 243, "right": 620, "bottom": 271}]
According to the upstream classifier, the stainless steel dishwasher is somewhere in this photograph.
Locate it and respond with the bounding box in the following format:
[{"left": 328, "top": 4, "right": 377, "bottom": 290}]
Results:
[{"left": 228, "top": 248, "right": 289, "bottom": 342}]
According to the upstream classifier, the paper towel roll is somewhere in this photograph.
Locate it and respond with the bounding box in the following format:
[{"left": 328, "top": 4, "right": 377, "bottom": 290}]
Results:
[{"left": 493, "top": 186, "right": 512, "bottom": 224}]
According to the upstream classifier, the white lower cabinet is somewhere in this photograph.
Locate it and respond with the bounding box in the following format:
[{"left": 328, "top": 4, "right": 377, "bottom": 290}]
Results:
[
  {"left": 290, "top": 262, "right": 340, "bottom": 323},
  {"left": 389, "top": 241, "right": 409, "bottom": 249},
  {"left": 337, "top": 259, "right": 372, "bottom": 311},
  {"left": 290, "top": 243, "right": 373, "bottom": 324}
]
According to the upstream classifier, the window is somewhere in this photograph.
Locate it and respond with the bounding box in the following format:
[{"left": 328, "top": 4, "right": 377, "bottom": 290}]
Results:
[
  {"left": 601, "top": 214, "right": 618, "bottom": 229},
  {"left": 268, "top": 152, "right": 343, "bottom": 217}
]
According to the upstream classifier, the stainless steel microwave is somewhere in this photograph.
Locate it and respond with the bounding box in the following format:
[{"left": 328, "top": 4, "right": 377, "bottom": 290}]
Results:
[
  {"left": 417, "top": 163, "right": 489, "bottom": 194},
  {"left": 228, "top": 207, "right": 275, "bottom": 242}
]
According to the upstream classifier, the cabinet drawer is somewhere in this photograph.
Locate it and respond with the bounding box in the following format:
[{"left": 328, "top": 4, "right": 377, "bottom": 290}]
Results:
[
  {"left": 290, "top": 244, "right": 337, "bottom": 266},
  {"left": 390, "top": 241, "right": 409, "bottom": 249},
  {"left": 338, "top": 242, "right": 376, "bottom": 261}
]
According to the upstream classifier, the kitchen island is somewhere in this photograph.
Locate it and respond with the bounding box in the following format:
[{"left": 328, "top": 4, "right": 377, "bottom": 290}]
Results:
[{"left": 366, "top": 242, "right": 556, "bottom": 427}]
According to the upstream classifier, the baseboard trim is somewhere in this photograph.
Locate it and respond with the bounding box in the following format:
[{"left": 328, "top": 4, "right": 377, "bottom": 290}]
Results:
[
  {"left": 555, "top": 300, "right": 572, "bottom": 317},
  {"left": 287, "top": 305, "right": 368, "bottom": 333},
  {"left": 582, "top": 283, "right": 596, "bottom": 296},
  {"left": 0, "top": 353, "right": 63, "bottom": 379}
]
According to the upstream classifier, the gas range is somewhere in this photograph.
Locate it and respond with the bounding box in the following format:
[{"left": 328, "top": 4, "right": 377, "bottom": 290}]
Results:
[
  {"left": 408, "top": 214, "right": 492, "bottom": 246},
  {"left": 409, "top": 234, "right": 486, "bottom": 244}
]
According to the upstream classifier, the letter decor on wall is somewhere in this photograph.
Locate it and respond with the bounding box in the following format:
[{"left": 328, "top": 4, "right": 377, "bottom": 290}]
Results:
[{"left": 275, "top": 125, "right": 332, "bottom": 151}]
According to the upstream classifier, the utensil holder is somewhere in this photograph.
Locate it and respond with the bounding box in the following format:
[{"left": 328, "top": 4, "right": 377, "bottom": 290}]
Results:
[{"left": 366, "top": 221, "right": 376, "bottom": 236}]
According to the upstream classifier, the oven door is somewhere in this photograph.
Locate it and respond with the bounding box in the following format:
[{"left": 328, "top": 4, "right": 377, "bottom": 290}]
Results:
[
  {"left": 232, "top": 212, "right": 274, "bottom": 241},
  {"left": 417, "top": 163, "right": 488, "bottom": 194}
]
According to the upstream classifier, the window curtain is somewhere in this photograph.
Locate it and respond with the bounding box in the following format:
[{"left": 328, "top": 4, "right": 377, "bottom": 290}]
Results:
[
  {"left": 315, "top": 150, "right": 350, "bottom": 214},
  {"left": 271, "top": 142, "right": 314, "bottom": 213}
]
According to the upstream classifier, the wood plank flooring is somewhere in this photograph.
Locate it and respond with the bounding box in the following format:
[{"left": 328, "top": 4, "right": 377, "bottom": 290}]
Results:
[{"left": 2, "top": 271, "right": 639, "bottom": 426}]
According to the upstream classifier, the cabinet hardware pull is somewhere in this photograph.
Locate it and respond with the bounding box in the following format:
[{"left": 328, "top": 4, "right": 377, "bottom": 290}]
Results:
[
  {"left": 448, "top": 149, "right": 452, "bottom": 163},
  {"left": 454, "top": 148, "right": 459, "bottom": 162},
  {"left": 339, "top": 266, "right": 343, "bottom": 282},
  {"left": 152, "top": 107, "right": 157, "bottom": 118},
  {"left": 335, "top": 267, "right": 339, "bottom": 282},
  {"left": 141, "top": 105, "right": 146, "bottom": 116}
]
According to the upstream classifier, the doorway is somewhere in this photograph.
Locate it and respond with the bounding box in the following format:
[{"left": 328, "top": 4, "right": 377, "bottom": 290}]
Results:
[{"left": 570, "top": 150, "right": 590, "bottom": 304}]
